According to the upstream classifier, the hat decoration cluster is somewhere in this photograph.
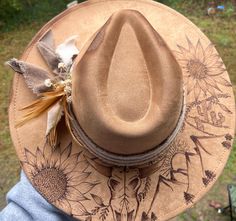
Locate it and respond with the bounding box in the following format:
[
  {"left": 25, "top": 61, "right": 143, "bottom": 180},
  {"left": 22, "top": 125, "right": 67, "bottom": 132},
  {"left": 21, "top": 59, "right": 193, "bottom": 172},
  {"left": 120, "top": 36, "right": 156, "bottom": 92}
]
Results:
[{"left": 7, "top": 30, "right": 79, "bottom": 146}]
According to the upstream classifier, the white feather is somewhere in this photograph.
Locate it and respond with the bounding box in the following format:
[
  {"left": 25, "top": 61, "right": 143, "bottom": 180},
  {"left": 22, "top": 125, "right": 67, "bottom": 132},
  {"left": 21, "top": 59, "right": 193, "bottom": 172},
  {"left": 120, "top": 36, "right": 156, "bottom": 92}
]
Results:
[
  {"left": 46, "top": 101, "right": 63, "bottom": 136},
  {"left": 55, "top": 35, "right": 79, "bottom": 66}
]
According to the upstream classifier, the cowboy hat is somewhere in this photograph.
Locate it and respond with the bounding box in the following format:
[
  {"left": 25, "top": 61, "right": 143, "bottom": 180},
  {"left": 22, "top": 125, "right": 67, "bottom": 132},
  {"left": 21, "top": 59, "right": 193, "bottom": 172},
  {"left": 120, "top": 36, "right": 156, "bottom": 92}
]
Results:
[{"left": 6, "top": 0, "right": 235, "bottom": 220}]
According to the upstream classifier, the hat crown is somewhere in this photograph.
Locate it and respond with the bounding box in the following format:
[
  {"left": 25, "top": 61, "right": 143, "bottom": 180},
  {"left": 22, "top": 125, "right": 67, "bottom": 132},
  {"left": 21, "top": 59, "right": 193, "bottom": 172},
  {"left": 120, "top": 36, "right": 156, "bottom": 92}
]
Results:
[{"left": 72, "top": 9, "right": 183, "bottom": 156}]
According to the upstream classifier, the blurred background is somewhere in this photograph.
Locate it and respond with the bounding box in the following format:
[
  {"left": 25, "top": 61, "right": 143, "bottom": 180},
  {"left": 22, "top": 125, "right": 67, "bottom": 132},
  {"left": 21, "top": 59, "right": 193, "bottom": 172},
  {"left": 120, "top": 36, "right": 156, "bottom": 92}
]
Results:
[{"left": 0, "top": 0, "right": 236, "bottom": 220}]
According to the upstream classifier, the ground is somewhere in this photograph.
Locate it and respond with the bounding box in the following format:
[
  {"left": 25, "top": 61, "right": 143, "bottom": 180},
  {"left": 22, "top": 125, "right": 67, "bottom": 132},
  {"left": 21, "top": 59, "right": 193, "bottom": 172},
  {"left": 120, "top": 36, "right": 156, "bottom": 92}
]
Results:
[{"left": 0, "top": 2, "right": 235, "bottom": 220}]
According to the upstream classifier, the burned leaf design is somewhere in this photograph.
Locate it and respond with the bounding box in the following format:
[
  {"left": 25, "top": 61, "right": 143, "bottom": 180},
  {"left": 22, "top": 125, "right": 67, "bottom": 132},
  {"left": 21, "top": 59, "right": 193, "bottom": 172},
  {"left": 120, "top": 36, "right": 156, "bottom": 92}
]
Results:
[
  {"left": 217, "top": 103, "right": 233, "bottom": 114},
  {"left": 222, "top": 141, "right": 232, "bottom": 149},
  {"left": 184, "top": 192, "right": 195, "bottom": 204},
  {"left": 141, "top": 212, "right": 157, "bottom": 221},
  {"left": 99, "top": 207, "right": 110, "bottom": 221},
  {"left": 225, "top": 133, "right": 233, "bottom": 141},
  {"left": 91, "top": 194, "right": 105, "bottom": 207},
  {"left": 79, "top": 182, "right": 100, "bottom": 194},
  {"left": 72, "top": 201, "right": 91, "bottom": 217},
  {"left": 202, "top": 170, "right": 216, "bottom": 187},
  {"left": 90, "top": 194, "right": 110, "bottom": 221},
  {"left": 174, "top": 37, "right": 231, "bottom": 101}
]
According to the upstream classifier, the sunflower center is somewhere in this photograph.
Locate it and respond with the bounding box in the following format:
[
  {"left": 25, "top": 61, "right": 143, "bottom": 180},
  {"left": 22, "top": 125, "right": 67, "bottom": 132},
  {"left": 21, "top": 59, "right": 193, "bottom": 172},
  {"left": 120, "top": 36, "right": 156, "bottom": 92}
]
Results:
[
  {"left": 187, "top": 59, "right": 207, "bottom": 79},
  {"left": 33, "top": 168, "right": 67, "bottom": 203}
]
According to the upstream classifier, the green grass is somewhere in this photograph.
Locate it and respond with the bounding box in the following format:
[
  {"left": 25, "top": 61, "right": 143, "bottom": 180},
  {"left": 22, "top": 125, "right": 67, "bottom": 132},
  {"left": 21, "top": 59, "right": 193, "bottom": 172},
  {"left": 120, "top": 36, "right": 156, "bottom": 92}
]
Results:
[
  {"left": 0, "top": 1, "right": 235, "bottom": 221},
  {"left": 0, "top": 23, "right": 43, "bottom": 208}
]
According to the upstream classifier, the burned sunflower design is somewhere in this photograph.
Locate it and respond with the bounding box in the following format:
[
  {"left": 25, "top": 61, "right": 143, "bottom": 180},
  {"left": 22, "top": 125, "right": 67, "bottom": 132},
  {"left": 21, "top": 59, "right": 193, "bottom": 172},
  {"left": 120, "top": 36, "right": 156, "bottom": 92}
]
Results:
[
  {"left": 21, "top": 142, "right": 99, "bottom": 216},
  {"left": 175, "top": 38, "right": 231, "bottom": 101}
]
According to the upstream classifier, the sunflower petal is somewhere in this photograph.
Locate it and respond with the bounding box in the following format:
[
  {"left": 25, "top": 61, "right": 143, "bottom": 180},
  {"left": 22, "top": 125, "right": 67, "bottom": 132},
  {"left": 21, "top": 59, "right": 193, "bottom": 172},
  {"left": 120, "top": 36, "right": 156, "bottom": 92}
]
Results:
[
  {"left": 24, "top": 148, "right": 36, "bottom": 166},
  {"left": 204, "top": 43, "right": 215, "bottom": 58},
  {"left": 56, "top": 199, "right": 72, "bottom": 215},
  {"left": 204, "top": 77, "right": 221, "bottom": 92},
  {"left": 68, "top": 172, "right": 91, "bottom": 186},
  {"left": 205, "top": 80, "right": 217, "bottom": 97},
  {"left": 72, "top": 201, "right": 90, "bottom": 216},
  {"left": 207, "top": 66, "right": 226, "bottom": 76},
  {"left": 77, "top": 182, "right": 100, "bottom": 194},
  {"left": 50, "top": 144, "right": 61, "bottom": 168},
  {"left": 198, "top": 79, "right": 208, "bottom": 96},
  {"left": 194, "top": 82, "right": 201, "bottom": 101},
  {"left": 36, "top": 147, "right": 46, "bottom": 170},
  {"left": 195, "top": 40, "right": 205, "bottom": 61},
  {"left": 60, "top": 153, "right": 79, "bottom": 172},
  {"left": 173, "top": 50, "right": 186, "bottom": 60},
  {"left": 186, "top": 37, "right": 195, "bottom": 55},
  {"left": 61, "top": 142, "right": 72, "bottom": 163},
  {"left": 204, "top": 54, "right": 221, "bottom": 67},
  {"left": 186, "top": 78, "right": 196, "bottom": 95},
  {"left": 42, "top": 143, "right": 53, "bottom": 163},
  {"left": 67, "top": 161, "right": 89, "bottom": 175},
  {"left": 177, "top": 44, "right": 194, "bottom": 60},
  {"left": 21, "top": 161, "right": 38, "bottom": 176},
  {"left": 217, "top": 103, "right": 233, "bottom": 114},
  {"left": 66, "top": 186, "right": 89, "bottom": 201},
  {"left": 215, "top": 76, "right": 232, "bottom": 87}
]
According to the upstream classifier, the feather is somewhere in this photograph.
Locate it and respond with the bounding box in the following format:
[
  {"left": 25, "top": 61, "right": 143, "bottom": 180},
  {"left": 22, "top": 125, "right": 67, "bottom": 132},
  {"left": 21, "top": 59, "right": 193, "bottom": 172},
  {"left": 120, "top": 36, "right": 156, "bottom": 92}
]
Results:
[
  {"left": 6, "top": 58, "right": 53, "bottom": 95},
  {"left": 16, "top": 86, "right": 65, "bottom": 127},
  {"left": 46, "top": 100, "right": 63, "bottom": 136},
  {"left": 55, "top": 35, "right": 79, "bottom": 67},
  {"left": 39, "top": 30, "right": 55, "bottom": 49},
  {"left": 37, "top": 31, "right": 61, "bottom": 76}
]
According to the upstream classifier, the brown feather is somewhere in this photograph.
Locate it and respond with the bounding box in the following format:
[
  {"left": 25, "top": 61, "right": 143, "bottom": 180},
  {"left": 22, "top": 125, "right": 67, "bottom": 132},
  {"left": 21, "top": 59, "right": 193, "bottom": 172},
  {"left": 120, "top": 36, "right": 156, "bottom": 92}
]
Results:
[{"left": 16, "top": 86, "right": 65, "bottom": 127}]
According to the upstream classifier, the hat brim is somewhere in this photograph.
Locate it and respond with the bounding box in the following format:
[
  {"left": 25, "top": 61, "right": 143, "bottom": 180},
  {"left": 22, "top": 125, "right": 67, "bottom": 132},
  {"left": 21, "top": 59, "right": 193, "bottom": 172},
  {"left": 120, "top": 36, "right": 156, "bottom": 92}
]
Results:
[{"left": 9, "top": 0, "right": 235, "bottom": 220}]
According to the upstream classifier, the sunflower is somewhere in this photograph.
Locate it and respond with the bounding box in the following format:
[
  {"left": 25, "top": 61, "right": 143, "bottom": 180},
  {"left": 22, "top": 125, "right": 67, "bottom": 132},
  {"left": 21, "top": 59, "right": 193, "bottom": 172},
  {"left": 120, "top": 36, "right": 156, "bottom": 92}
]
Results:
[
  {"left": 175, "top": 38, "right": 231, "bottom": 101},
  {"left": 21, "top": 142, "right": 99, "bottom": 217}
]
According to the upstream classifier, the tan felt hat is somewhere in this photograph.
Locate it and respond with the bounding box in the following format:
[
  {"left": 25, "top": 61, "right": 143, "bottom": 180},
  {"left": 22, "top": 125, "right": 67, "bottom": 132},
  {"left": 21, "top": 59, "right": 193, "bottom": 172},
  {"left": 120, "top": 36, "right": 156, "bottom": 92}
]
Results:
[{"left": 7, "top": 0, "right": 235, "bottom": 220}]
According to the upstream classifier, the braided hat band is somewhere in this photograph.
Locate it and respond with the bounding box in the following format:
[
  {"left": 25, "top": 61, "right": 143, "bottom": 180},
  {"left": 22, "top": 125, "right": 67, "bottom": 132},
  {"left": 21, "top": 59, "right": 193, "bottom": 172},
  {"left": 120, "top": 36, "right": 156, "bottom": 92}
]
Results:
[{"left": 67, "top": 92, "right": 186, "bottom": 166}]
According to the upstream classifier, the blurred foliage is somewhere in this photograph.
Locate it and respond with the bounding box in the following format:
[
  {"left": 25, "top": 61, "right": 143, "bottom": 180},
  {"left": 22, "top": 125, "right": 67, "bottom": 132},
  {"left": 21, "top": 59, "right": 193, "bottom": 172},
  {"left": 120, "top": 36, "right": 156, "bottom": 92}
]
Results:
[
  {"left": 0, "top": 0, "right": 84, "bottom": 32},
  {"left": 158, "top": 0, "right": 236, "bottom": 16},
  {"left": 0, "top": 0, "right": 235, "bottom": 32}
]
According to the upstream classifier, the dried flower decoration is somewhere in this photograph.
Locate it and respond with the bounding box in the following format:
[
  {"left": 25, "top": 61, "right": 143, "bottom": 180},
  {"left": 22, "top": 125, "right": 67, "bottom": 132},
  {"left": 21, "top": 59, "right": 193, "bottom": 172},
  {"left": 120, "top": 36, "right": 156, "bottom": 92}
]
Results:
[{"left": 6, "top": 30, "right": 79, "bottom": 146}]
